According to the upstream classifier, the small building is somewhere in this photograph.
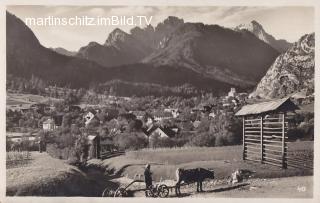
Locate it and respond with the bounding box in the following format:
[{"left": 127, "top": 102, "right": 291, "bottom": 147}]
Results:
[
  {"left": 164, "top": 108, "right": 180, "bottom": 118},
  {"left": 87, "top": 135, "right": 100, "bottom": 159},
  {"left": 148, "top": 126, "right": 177, "bottom": 139},
  {"left": 84, "top": 110, "right": 98, "bottom": 126},
  {"left": 208, "top": 112, "right": 216, "bottom": 119},
  {"left": 153, "top": 111, "right": 172, "bottom": 122},
  {"left": 6, "top": 132, "right": 36, "bottom": 143},
  {"left": 43, "top": 118, "right": 56, "bottom": 131},
  {"left": 53, "top": 114, "right": 63, "bottom": 127},
  {"left": 290, "top": 90, "right": 307, "bottom": 105},
  {"left": 235, "top": 97, "right": 298, "bottom": 169},
  {"left": 227, "top": 87, "right": 237, "bottom": 98},
  {"left": 100, "top": 137, "right": 117, "bottom": 153},
  {"left": 131, "top": 111, "right": 145, "bottom": 120}
]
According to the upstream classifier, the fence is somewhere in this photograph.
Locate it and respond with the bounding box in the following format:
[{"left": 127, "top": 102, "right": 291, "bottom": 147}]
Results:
[
  {"left": 6, "top": 151, "right": 32, "bottom": 168},
  {"left": 243, "top": 114, "right": 288, "bottom": 168}
]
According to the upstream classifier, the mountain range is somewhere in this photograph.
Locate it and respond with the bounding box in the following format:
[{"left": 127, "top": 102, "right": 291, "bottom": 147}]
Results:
[
  {"left": 235, "top": 20, "right": 292, "bottom": 53},
  {"left": 75, "top": 17, "right": 281, "bottom": 87},
  {"left": 7, "top": 11, "right": 312, "bottom": 97},
  {"left": 5, "top": 13, "right": 236, "bottom": 92},
  {"left": 50, "top": 47, "right": 77, "bottom": 56},
  {"left": 250, "top": 33, "right": 314, "bottom": 99}
]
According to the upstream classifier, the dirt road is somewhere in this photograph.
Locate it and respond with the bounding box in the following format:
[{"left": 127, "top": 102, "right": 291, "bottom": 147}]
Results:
[
  {"left": 119, "top": 176, "right": 313, "bottom": 198},
  {"left": 191, "top": 176, "right": 313, "bottom": 198}
]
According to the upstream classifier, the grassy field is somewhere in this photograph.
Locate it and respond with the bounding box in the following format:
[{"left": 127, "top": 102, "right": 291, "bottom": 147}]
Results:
[
  {"left": 88, "top": 141, "right": 314, "bottom": 182},
  {"left": 6, "top": 152, "right": 110, "bottom": 196},
  {"left": 6, "top": 93, "right": 62, "bottom": 108},
  {"left": 297, "top": 102, "right": 314, "bottom": 113}
]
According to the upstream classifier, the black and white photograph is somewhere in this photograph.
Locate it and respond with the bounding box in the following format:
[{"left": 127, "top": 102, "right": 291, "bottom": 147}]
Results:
[{"left": 2, "top": 1, "right": 318, "bottom": 202}]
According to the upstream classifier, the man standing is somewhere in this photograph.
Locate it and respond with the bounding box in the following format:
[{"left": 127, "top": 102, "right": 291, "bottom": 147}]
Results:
[{"left": 144, "top": 164, "right": 153, "bottom": 189}]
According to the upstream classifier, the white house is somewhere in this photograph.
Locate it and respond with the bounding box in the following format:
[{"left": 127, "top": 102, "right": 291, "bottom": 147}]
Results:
[
  {"left": 84, "top": 110, "right": 96, "bottom": 126},
  {"left": 164, "top": 108, "right": 180, "bottom": 118},
  {"left": 7, "top": 132, "right": 36, "bottom": 143},
  {"left": 43, "top": 118, "right": 56, "bottom": 131},
  {"left": 149, "top": 127, "right": 176, "bottom": 139},
  {"left": 209, "top": 112, "right": 216, "bottom": 119},
  {"left": 227, "top": 87, "right": 237, "bottom": 98},
  {"left": 153, "top": 111, "right": 173, "bottom": 122}
]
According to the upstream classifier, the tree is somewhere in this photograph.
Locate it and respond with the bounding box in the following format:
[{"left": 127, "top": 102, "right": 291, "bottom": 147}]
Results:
[
  {"left": 114, "top": 132, "right": 148, "bottom": 150},
  {"left": 64, "top": 91, "right": 80, "bottom": 105},
  {"left": 62, "top": 113, "right": 72, "bottom": 127},
  {"left": 187, "top": 132, "right": 215, "bottom": 147},
  {"left": 127, "top": 119, "right": 143, "bottom": 132},
  {"left": 98, "top": 125, "right": 109, "bottom": 138}
]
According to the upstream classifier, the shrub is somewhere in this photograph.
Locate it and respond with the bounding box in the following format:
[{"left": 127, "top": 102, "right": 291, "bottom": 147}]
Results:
[
  {"left": 214, "top": 135, "right": 226, "bottom": 146},
  {"left": 45, "top": 126, "right": 89, "bottom": 164},
  {"left": 187, "top": 112, "right": 242, "bottom": 147},
  {"left": 46, "top": 144, "right": 74, "bottom": 160},
  {"left": 149, "top": 136, "right": 186, "bottom": 148},
  {"left": 114, "top": 132, "right": 148, "bottom": 150},
  {"left": 187, "top": 132, "right": 215, "bottom": 147}
]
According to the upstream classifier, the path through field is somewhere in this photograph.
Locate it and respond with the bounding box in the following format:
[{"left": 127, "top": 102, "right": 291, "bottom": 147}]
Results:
[
  {"left": 127, "top": 176, "right": 313, "bottom": 198},
  {"left": 191, "top": 176, "right": 313, "bottom": 198}
]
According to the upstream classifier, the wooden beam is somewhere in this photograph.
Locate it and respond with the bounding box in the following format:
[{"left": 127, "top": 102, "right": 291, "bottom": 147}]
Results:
[
  {"left": 282, "top": 113, "right": 287, "bottom": 169},
  {"left": 245, "top": 142, "right": 261, "bottom": 146},
  {"left": 263, "top": 160, "right": 283, "bottom": 167},
  {"left": 243, "top": 116, "right": 245, "bottom": 160},
  {"left": 263, "top": 143, "right": 285, "bottom": 148},
  {"left": 261, "top": 116, "right": 264, "bottom": 163},
  {"left": 263, "top": 139, "right": 283, "bottom": 144},
  {"left": 244, "top": 118, "right": 261, "bottom": 122},
  {"left": 245, "top": 138, "right": 261, "bottom": 142}
]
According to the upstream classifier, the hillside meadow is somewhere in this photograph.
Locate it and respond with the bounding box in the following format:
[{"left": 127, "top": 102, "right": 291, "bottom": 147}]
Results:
[
  {"left": 6, "top": 152, "right": 116, "bottom": 196},
  {"left": 87, "top": 141, "right": 313, "bottom": 182}
]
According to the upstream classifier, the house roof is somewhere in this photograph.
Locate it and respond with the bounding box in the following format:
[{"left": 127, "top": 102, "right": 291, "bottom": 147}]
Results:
[
  {"left": 291, "top": 91, "right": 307, "bottom": 99},
  {"left": 154, "top": 127, "right": 176, "bottom": 138},
  {"left": 235, "top": 97, "right": 298, "bottom": 116},
  {"left": 87, "top": 135, "right": 97, "bottom": 141},
  {"left": 53, "top": 115, "right": 63, "bottom": 126},
  {"left": 144, "top": 124, "right": 158, "bottom": 136},
  {"left": 154, "top": 111, "right": 172, "bottom": 117},
  {"left": 43, "top": 118, "right": 55, "bottom": 124},
  {"left": 87, "top": 109, "right": 97, "bottom": 115}
]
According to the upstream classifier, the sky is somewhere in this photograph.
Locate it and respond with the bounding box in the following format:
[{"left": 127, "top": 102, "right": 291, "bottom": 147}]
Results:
[{"left": 7, "top": 6, "right": 314, "bottom": 51}]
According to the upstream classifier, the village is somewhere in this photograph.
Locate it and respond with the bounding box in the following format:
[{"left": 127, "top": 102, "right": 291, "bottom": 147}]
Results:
[
  {"left": 6, "top": 86, "right": 314, "bottom": 198},
  {"left": 6, "top": 87, "right": 248, "bottom": 158},
  {"left": 6, "top": 85, "right": 314, "bottom": 164}
]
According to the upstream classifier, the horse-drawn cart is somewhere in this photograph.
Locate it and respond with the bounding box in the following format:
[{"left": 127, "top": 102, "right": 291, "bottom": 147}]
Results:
[{"left": 102, "top": 178, "right": 170, "bottom": 198}]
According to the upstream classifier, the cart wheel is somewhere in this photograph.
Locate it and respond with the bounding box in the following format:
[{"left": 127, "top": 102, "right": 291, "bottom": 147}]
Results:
[
  {"left": 157, "top": 184, "right": 169, "bottom": 198},
  {"left": 102, "top": 187, "right": 113, "bottom": 197},
  {"left": 145, "top": 189, "right": 153, "bottom": 197},
  {"left": 114, "top": 187, "right": 127, "bottom": 197}
]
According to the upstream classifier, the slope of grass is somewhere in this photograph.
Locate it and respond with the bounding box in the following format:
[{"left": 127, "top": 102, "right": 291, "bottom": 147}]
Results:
[
  {"left": 88, "top": 141, "right": 313, "bottom": 182},
  {"left": 6, "top": 92, "right": 62, "bottom": 108},
  {"left": 7, "top": 152, "right": 93, "bottom": 196}
]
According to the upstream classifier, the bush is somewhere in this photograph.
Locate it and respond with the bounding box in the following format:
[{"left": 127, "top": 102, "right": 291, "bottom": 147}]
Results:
[
  {"left": 114, "top": 132, "right": 148, "bottom": 150},
  {"left": 186, "top": 132, "right": 215, "bottom": 147},
  {"left": 287, "top": 113, "right": 314, "bottom": 141},
  {"left": 149, "top": 136, "right": 186, "bottom": 148},
  {"left": 288, "top": 121, "right": 314, "bottom": 141},
  {"left": 214, "top": 135, "right": 226, "bottom": 146},
  {"left": 45, "top": 126, "right": 89, "bottom": 164},
  {"left": 187, "top": 112, "right": 242, "bottom": 147},
  {"left": 46, "top": 144, "right": 75, "bottom": 160}
]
